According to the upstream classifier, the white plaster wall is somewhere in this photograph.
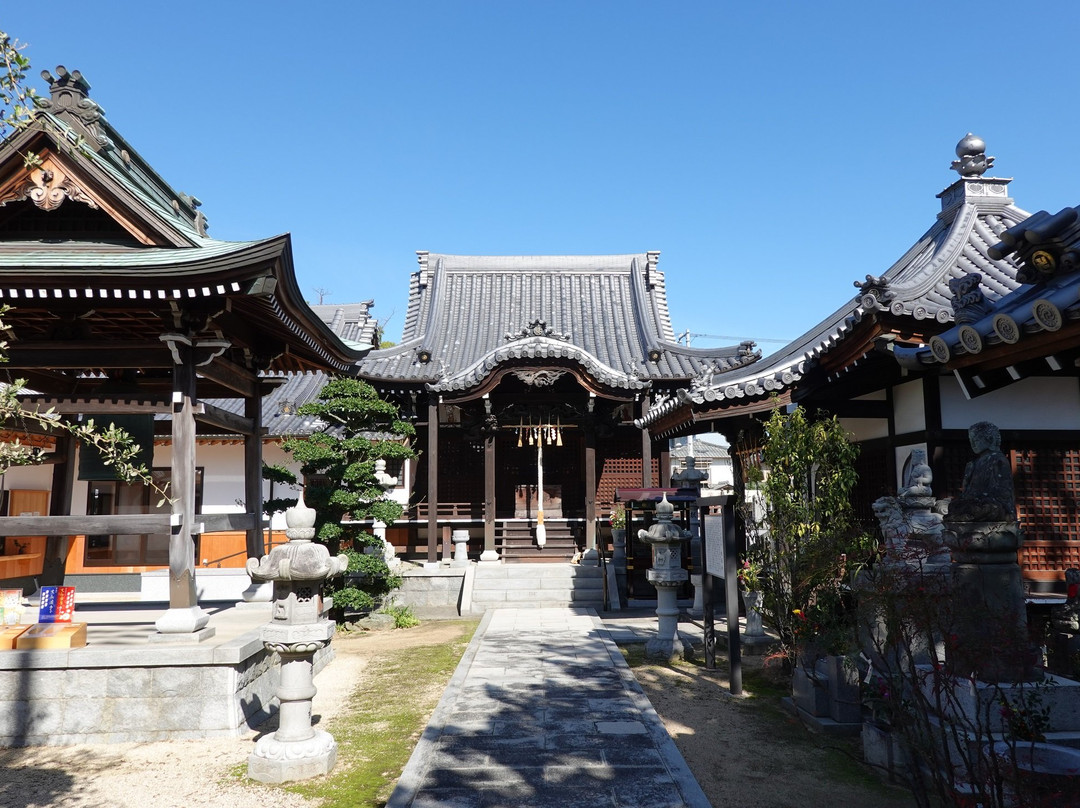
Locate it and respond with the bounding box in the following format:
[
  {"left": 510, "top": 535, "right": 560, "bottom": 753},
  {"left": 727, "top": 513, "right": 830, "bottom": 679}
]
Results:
[
  {"left": 893, "top": 379, "right": 926, "bottom": 436},
  {"left": 1, "top": 462, "right": 55, "bottom": 496},
  {"left": 840, "top": 418, "right": 889, "bottom": 442},
  {"left": 940, "top": 375, "right": 1080, "bottom": 430}
]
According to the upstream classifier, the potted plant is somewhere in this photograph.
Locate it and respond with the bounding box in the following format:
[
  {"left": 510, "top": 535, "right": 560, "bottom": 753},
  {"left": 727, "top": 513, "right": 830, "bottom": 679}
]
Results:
[{"left": 737, "top": 552, "right": 765, "bottom": 637}]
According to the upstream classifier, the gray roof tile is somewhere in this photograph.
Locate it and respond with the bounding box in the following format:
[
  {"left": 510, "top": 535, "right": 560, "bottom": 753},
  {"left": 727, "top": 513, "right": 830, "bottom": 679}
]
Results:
[
  {"left": 358, "top": 253, "right": 758, "bottom": 392},
  {"left": 641, "top": 175, "right": 1031, "bottom": 426}
]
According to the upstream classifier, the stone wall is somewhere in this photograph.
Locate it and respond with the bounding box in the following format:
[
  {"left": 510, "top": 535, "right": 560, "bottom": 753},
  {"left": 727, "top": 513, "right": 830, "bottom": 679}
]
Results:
[
  {"left": 0, "top": 630, "right": 332, "bottom": 747},
  {"left": 393, "top": 567, "right": 467, "bottom": 618}
]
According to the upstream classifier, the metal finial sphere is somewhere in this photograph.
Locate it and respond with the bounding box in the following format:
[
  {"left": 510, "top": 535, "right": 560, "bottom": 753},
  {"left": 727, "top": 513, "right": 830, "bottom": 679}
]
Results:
[
  {"left": 950, "top": 133, "right": 994, "bottom": 177},
  {"left": 955, "top": 133, "right": 986, "bottom": 158}
]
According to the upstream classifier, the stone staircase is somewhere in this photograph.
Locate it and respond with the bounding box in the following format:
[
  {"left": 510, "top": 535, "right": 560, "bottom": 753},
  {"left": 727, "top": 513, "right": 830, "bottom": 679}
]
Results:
[
  {"left": 497, "top": 519, "right": 579, "bottom": 562},
  {"left": 467, "top": 562, "right": 605, "bottom": 614}
]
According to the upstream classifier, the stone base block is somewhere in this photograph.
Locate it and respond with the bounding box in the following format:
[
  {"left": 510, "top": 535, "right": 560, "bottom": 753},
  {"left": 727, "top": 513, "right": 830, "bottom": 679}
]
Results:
[
  {"left": 248, "top": 729, "right": 338, "bottom": 784},
  {"left": 792, "top": 667, "right": 829, "bottom": 717},
  {"left": 148, "top": 626, "right": 217, "bottom": 644},
  {"left": 646, "top": 636, "right": 694, "bottom": 662}
]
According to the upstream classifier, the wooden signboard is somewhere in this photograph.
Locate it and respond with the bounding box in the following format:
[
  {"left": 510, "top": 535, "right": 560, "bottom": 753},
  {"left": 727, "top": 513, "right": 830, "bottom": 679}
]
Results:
[
  {"left": 703, "top": 514, "right": 725, "bottom": 578},
  {"left": 15, "top": 622, "right": 87, "bottom": 650}
]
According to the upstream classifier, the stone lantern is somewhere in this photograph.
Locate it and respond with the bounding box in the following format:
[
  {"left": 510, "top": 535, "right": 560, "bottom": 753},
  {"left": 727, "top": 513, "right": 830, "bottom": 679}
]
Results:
[
  {"left": 672, "top": 456, "right": 708, "bottom": 616},
  {"left": 638, "top": 492, "right": 691, "bottom": 661},
  {"left": 246, "top": 491, "right": 349, "bottom": 783}
]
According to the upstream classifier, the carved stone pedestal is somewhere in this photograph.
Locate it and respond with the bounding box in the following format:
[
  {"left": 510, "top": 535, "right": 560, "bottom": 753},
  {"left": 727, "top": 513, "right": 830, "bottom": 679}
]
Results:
[
  {"left": 245, "top": 493, "right": 348, "bottom": 784},
  {"left": 638, "top": 494, "right": 691, "bottom": 662}
]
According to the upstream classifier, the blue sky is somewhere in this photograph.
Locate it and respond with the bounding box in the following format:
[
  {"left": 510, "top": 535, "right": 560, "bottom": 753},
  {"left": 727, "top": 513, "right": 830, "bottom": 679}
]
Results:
[{"left": 4, "top": 2, "right": 1079, "bottom": 348}]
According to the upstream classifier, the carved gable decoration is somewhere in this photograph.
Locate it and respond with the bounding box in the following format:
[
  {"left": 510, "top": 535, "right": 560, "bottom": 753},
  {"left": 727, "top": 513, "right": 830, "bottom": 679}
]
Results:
[
  {"left": 505, "top": 319, "right": 570, "bottom": 342},
  {"left": 0, "top": 161, "right": 98, "bottom": 213},
  {"left": 510, "top": 369, "right": 567, "bottom": 387}
]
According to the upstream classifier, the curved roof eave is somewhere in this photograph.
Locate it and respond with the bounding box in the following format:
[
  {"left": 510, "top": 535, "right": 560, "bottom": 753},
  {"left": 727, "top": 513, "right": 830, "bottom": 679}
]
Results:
[
  {"left": 428, "top": 336, "right": 649, "bottom": 393},
  {"left": 640, "top": 176, "right": 1032, "bottom": 428}
]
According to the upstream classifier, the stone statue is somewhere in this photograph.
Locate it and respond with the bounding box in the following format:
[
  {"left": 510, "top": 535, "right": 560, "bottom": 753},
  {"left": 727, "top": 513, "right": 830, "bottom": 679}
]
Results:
[
  {"left": 899, "top": 452, "right": 933, "bottom": 497},
  {"left": 947, "top": 422, "right": 1016, "bottom": 524},
  {"left": 871, "top": 448, "right": 946, "bottom": 564}
]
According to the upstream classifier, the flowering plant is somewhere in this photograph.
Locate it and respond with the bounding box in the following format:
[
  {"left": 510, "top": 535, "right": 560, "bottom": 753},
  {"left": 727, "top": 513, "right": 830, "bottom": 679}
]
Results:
[
  {"left": 737, "top": 556, "right": 763, "bottom": 591},
  {"left": 609, "top": 505, "right": 626, "bottom": 530}
]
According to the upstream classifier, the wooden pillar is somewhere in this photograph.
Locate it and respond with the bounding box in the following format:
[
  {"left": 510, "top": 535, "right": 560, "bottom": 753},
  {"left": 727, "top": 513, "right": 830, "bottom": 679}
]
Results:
[
  {"left": 170, "top": 342, "right": 198, "bottom": 610},
  {"left": 244, "top": 389, "right": 264, "bottom": 559},
  {"left": 484, "top": 433, "right": 496, "bottom": 556},
  {"left": 640, "top": 394, "right": 653, "bottom": 487},
  {"left": 41, "top": 435, "right": 76, "bottom": 586},
  {"left": 427, "top": 399, "right": 439, "bottom": 564},
  {"left": 584, "top": 425, "right": 597, "bottom": 550},
  {"left": 155, "top": 335, "right": 208, "bottom": 635},
  {"left": 923, "top": 374, "right": 945, "bottom": 488},
  {"left": 659, "top": 444, "right": 671, "bottom": 487}
]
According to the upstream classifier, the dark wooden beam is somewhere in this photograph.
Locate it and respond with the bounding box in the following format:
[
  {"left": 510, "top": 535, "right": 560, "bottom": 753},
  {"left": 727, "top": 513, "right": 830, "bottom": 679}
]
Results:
[
  {"left": 19, "top": 395, "right": 171, "bottom": 415},
  {"left": 201, "top": 512, "right": 257, "bottom": 534},
  {"left": 197, "top": 356, "right": 260, "bottom": 398},
  {"left": 6, "top": 344, "right": 169, "bottom": 369},
  {"left": 194, "top": 401, "right": 256, "bottom": 436},
  {"left": 815, "top": 399, "right": 891, "bottom": 419},
  {"left": 0, "top": 513, "right": 170, "bottom": 536}
]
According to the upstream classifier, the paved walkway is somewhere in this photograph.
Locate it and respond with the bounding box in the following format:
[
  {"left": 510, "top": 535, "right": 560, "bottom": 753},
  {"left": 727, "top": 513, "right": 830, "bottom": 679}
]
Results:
[{"left": 388, "top": 607, "right": 711, "bottom": 808}]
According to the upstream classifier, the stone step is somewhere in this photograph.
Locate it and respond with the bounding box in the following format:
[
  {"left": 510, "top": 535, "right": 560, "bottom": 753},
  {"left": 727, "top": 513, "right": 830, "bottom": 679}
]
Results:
[{"left": 467, "top": 563, "right": 606, "bottom": 612}]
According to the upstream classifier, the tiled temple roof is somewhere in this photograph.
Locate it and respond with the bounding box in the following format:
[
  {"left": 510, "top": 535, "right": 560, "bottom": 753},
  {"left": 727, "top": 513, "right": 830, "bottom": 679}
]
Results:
[
  {"left": 894, "top": 204, "right": 1080, "bottom": 393},
  {"left": 0, "top": 68, "right": 369, "bottom": 375},
  {"left": 207, "top": 302, "right": 379, "bottom": 436},
  {"left": 639, "top": 136, "right": 1031, "bottom": 427},
  {"left": 358, "top": 252, "right": 759, "bottom": 393}
]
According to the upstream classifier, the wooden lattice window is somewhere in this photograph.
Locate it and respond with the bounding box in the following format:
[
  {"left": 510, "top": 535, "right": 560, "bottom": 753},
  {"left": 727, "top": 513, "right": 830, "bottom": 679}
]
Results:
[
  {"left": 1012, "top": 446, "right": 1080, "bottom": 543},
  {"left": 438, "top": 432, "right": 484, "bottom": 507},
  {"left": 852, "top": 443, "right": 891, "bottom": 534}
]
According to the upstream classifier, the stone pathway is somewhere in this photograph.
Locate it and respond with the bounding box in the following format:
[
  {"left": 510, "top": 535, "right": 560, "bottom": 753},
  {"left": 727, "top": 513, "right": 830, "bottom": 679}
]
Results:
[{"left": 388, "top": 607, "right": 711, "bottom": 808}]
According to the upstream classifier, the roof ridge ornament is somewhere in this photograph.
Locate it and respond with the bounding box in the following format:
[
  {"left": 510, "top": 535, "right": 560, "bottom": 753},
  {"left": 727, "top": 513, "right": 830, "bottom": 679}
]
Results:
[
  {"left": 854, "top": 274, "right": 894, "bottom": 309},
  {"left": 505, "top": 318, "right": 570, "bottom": 342},
  {"left": 38, "top": 66, "right": 114, "bottom": 152},
  {"left": 948, "top": 273, "right": 992, "bottom": 324},
  {"left": 951, "top": 133, "right": 994, "bottom": 178}
]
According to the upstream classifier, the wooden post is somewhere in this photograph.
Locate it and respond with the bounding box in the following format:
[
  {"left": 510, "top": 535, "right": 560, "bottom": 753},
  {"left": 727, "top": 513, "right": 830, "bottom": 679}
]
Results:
[
  {"left": 659, "top": 445, "right": 671, "bottom": 487},
  {"left": 427, "top": 399, "right": 439, "bottom": 564},
  {"left": 484, "top": 433, "right": 496, "bottom": 556},
  {"left": 640, "top": 394, "right": 653, "bottom": 487},
  {"left": 244, "top": 389, "right": 264, "bottom": 559},
  {"left": 41, "top": 435, "right": 76, "bottom": 586},
  {"left": 584, "top": 426, "right": 597, "bottom": 550},
  {"left": 170, "top": 341, "right": 198, "bottom": 611},
  {"left": 155, "top": 335, "right": 209, "bottom": 635}
]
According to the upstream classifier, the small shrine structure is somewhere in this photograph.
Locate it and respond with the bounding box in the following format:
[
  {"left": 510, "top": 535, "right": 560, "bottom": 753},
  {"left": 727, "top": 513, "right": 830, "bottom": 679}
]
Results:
[
  {"left": 0, "top": 69, "right": 370, "bottom": 632},
  {"left": 356, "top": 252, "right": 759, "bottom": 564},
  {"left": 639, "top": 135, "right": 1080, "bottom": 593}
]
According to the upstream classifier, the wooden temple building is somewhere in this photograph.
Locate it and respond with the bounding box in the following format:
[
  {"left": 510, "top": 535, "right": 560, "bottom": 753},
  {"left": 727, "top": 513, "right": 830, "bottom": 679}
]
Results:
[
  {"left": 355, "top": 252, "right": 760, "bottom": 563},
  {"left": 0, "top": 68, "right": 370, "bottom": 632},
  {"left": 640, "top": 135, "right": 1080, "bottom": 593}
]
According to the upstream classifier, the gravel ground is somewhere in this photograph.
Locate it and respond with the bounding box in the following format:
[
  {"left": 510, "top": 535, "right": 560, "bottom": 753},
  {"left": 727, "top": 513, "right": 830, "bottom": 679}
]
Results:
[
  {"left": 1, "top": 622, "right": 915, "bottom": 808},
  {"left": 0, "top": 623, "right": 466, "bottom": 808}
]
